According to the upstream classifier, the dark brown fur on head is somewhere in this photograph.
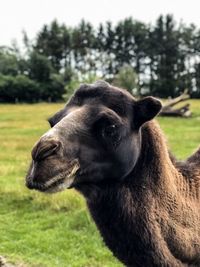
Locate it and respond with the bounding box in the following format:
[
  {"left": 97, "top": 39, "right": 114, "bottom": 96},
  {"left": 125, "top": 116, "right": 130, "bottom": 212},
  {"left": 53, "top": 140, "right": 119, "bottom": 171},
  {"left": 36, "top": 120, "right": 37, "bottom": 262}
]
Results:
[
  {"left": 26, "top": 81, "right": 200, "bottom": 266},
  {"left": 26, "top": 81, "right": 162, "bottom": 191}
]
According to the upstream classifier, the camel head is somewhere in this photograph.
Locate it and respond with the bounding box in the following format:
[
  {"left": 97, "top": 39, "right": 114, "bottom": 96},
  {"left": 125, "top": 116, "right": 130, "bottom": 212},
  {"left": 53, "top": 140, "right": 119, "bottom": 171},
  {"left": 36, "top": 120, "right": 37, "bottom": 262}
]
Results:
[{"left": 26, "top": 81, "right": 162, "bottom": 193}]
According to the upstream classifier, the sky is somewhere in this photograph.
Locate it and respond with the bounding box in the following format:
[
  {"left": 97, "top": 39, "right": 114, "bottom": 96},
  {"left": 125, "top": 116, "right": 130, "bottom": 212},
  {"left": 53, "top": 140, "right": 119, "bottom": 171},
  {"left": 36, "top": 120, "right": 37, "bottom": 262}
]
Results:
[{"left": 1, "top": 0, "right": 200, "bottom": 47}]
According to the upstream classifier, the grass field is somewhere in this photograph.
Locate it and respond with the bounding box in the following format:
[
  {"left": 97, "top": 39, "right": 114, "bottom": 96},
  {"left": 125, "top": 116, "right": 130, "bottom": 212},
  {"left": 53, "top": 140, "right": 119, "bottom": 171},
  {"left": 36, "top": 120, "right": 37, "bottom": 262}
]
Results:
[{"left": 0, "top": 100, "right": 200, "bottom": 267}]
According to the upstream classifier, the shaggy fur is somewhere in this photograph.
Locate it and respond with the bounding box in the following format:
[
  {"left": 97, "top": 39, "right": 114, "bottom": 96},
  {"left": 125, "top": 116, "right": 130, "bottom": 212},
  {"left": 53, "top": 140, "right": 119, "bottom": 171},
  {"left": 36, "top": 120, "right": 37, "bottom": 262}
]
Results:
[
  {"left": 26, "top": 81, "right": 200, "bottom": 267},
  {"left": 81, "top": 121, "right": 200, "bottom": 266}
]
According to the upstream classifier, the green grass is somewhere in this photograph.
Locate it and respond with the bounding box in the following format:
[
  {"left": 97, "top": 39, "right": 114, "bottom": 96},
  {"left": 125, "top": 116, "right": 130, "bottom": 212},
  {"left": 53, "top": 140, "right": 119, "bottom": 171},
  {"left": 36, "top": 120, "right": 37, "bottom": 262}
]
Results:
[{"left": 0, "top": 101, "right": 200, "bottom": 267}]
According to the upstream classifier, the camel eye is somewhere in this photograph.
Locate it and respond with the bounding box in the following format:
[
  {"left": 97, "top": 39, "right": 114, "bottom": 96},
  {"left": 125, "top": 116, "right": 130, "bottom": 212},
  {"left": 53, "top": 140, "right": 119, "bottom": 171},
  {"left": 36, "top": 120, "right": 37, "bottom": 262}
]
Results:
[
  {"left": 103, "top": 124, "right": 117, "bottom": 137},
  {"left": 93, "top": 117, "right": 121, "bottom": 147},
  {"left": 102, "top": 124, "right": 121, "bottom": 148},
  {"left": 102, "top": 125, "right": 118, "bottom": 139}
]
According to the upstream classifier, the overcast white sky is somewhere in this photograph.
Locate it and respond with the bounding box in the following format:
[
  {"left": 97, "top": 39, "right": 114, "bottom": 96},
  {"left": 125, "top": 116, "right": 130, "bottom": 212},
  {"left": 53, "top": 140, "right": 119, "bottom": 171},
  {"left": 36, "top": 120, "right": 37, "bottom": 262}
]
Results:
[{"left": 1, "top": 0, "right": 200, "bottom": 47}]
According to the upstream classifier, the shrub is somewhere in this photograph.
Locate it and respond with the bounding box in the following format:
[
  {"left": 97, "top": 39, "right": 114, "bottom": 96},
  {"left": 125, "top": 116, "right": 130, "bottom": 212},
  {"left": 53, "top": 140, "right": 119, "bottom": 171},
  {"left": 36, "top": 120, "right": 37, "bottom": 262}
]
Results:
[
  {"left": 0, "top": 73, "right": 66, "bottom": 103},
  {"left": 28, "top": 52, "right": 53, "bottom": 82},
  {"left": 0, "top": 75, "right": 40, "bottom": 103},
  {"left": 113, "top": 65, "right": 138, "bottom": 94},
  {"left": 40, "top": 74, "right": 65, "bottom": 102}
]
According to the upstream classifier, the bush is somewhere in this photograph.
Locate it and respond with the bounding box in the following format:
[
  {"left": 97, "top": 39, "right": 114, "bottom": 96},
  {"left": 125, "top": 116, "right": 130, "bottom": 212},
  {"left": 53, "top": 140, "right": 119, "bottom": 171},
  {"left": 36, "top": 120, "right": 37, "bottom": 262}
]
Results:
[
  {"left": 64, "top": 72, "right": 101, "bottom": 99},
  {"left": 28, "top": 52, "right": 53, "bottom": 82},
  {"left": 0, "top": 51, "right": 19, "bottom": 76},
  {"left": 40, "top": 74, "right": 65, "bottom": 102},
  {"left": 113, "top": 65, "right": 138, "bottom": 94},
  {"left": 0, "top": 75, "right": 40, "bottom": 103},
  {"left": 14, "top": 75, "right": 41, "bottom": 102},
  {"left": 0, "top": 73, "right": 66, "bottom": 103}
]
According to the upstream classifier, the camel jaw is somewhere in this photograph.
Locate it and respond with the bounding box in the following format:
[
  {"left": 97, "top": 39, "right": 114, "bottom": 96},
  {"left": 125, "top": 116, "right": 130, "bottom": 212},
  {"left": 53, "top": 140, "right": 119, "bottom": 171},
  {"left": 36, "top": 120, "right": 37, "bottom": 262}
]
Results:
[
  {"left": 26, "top": 159, "right": 80, "bottom": 193},
  {"left": 44, "top": 159, "right": 80, "bottom": 193}
]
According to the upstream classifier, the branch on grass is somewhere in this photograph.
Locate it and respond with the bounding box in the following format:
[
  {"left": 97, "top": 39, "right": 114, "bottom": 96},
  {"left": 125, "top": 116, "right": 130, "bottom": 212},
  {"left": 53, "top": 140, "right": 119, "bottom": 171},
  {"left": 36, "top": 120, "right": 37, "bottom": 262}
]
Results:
[{"left": 159, "top": 90, "right": 192, "bottom": 118}]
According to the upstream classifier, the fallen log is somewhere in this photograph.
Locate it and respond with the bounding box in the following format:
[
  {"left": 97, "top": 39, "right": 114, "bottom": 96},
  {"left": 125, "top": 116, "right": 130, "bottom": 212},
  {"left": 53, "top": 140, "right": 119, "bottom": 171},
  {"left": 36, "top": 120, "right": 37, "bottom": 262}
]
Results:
[{"left": 159, "top": 91, "right": 192, "bottom": 117}]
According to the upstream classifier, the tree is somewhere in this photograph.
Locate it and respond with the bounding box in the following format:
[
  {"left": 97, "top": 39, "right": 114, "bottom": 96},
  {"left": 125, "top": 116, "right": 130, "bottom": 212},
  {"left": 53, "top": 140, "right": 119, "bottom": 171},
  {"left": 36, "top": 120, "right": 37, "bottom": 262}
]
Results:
[
  {"left": 113, "top": 65, "right": 138, "bottom": 94},
  {"left": 193, "top": 63, "right": 200, "bottom": 97},
  {"left": 40, "top": 74, "right": 65, "bottom": 102},
  {"left": 0, "top": 48, "right": 19, "bottom": 76},
  {"left": 35, "top": 20, "right": 64, "bottom": 72},
  {"left": 1, "top": 15, "right": 200, "bottom": 102},
  {"left": 148, "top": 15, "right": 181, "bottom": 97},
  {"left": 72, "top": 20, "right": 96, "bottom": 74},
  {"left": 62, "top": 25, "right": 72, "bottom": 71},
  {"left": 28, "top": 51, "right": 53, "bottom": 82}
]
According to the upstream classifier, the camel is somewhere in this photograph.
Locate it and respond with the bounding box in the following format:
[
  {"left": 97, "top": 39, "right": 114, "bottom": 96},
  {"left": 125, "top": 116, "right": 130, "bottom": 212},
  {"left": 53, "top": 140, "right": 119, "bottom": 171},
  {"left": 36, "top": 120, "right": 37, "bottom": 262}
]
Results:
[{"left": 26, "top": 81, "right": 200, "bottom": 266}]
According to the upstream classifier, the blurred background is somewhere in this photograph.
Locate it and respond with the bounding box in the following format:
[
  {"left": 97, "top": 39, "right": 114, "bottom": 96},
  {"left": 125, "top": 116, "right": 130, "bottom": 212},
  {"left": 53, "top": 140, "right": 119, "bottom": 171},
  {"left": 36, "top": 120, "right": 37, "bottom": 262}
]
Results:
[
  {"left": 0, "top": 1, "right": 200, "bottom": 266},
  {"left": 1, "top": 0, "right": 200, "bottom": 101}
]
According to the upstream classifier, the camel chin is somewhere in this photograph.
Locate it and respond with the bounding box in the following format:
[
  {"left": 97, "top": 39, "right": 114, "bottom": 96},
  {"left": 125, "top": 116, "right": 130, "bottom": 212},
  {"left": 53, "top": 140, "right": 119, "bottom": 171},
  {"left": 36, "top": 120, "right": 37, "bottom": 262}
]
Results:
[
  {"left": 43, "top": 161, "right": 80, "bottom": 193},
  {"left": 44, "top": 176, "right": 76, "bottom": 193}
]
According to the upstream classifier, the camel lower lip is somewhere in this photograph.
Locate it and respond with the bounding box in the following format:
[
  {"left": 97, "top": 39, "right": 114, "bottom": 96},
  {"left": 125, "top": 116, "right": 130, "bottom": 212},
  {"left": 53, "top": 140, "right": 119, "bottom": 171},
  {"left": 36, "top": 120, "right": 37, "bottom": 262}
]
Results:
[
  {"left": 27, "top": 173, "right": 76, "bottom": 193},
  {"left": 26, "top": 160, "right": 80, "bottom": 193},
  {"left": 43, "top": 176, "right": 74, "bottom": 193}
]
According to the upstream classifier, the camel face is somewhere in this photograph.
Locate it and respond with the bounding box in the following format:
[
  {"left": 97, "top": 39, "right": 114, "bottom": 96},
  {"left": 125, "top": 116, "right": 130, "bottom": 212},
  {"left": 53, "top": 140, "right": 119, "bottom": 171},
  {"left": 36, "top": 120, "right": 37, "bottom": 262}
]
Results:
[{"left": 26, "top": 81, "right": 162, "bottom": 193}]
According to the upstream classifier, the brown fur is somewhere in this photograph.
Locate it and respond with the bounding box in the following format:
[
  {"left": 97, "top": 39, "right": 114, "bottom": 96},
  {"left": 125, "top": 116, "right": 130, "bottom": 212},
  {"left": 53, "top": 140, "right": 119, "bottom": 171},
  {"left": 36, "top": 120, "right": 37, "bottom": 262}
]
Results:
[
  {"left": 26, "top": 81, "right": 200, "bottom": 266},
  {"left": 80, "top": 121, "right": 200, "bottom": 266}
]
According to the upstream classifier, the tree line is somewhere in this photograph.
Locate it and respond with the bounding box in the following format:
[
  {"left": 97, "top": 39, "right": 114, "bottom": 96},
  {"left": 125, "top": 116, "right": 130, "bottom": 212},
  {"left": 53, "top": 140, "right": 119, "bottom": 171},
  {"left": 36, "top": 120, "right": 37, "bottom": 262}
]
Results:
[{"left": 0, "top": 14, "right": 200, "bottom": 102}]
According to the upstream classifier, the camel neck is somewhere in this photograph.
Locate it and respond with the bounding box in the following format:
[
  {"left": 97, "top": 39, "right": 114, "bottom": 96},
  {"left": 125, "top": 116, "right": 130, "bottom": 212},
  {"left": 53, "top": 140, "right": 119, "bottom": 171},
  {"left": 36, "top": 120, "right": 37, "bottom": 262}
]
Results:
[
  {"left": 84, "top": 120, "right": 199, "bottom": 267},
  {"left": 130, "top": 120, "right": 178, "bottom": 191}
]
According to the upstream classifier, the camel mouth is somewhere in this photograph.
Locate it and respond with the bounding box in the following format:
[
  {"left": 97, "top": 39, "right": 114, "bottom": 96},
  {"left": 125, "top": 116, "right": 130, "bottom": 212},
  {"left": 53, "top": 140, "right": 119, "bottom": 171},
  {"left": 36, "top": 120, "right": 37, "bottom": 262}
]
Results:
[
  {"left": 26, "top": 159, "right": 80, "bottom": 193},
  {"left": 45, "top": 160, "right": 80, "bottom": 193}
]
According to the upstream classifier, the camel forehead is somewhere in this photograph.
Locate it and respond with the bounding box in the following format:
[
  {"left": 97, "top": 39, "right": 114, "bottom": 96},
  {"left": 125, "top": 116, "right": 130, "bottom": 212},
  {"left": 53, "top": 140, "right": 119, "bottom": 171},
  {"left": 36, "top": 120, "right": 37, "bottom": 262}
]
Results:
[
  {"left": 71, "top": 83, "right": 135, "bottom": 114},
  {"left": 73, "top": 82, "right": 134, "bottom": 103},
  {"left": 49, "top": 83, "right": 134, "bottom": 127}
]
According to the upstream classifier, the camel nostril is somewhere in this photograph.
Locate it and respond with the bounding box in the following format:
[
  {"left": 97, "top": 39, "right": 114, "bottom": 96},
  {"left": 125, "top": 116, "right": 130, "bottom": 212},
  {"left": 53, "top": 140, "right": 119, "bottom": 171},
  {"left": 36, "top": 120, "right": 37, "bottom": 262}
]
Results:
[
  {"left": 32, "top": 139, "right": 61, "bottom": 161},
  {"left": 26, "top": 179, "right": 35, "bottom": 190}
]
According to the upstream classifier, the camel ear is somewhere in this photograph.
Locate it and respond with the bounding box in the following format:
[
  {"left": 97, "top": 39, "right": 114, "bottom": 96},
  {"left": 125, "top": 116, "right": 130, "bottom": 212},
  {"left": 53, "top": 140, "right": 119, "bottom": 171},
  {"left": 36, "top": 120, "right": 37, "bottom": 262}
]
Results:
[{"left": 134, "top": 97, "right": 162, "bottom": 128}]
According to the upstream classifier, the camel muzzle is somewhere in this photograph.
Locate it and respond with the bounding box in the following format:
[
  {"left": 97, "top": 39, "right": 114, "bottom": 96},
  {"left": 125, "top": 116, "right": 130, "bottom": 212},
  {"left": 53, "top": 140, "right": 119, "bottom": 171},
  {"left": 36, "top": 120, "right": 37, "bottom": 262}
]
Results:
[
  {"left": 26, "top": 135, "right": 80, "bottom": 192},
  {"left": 26, "top": 158, "right": 80, "bottom": 193}
]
